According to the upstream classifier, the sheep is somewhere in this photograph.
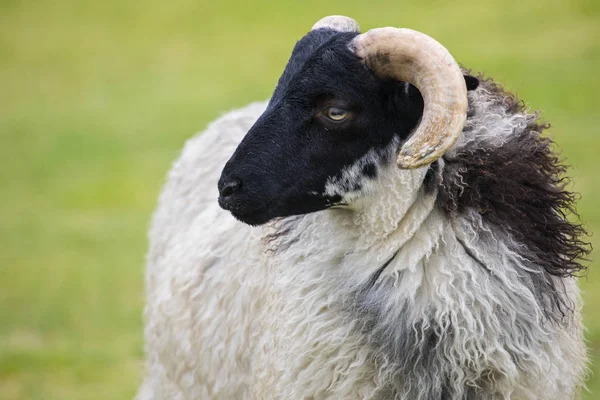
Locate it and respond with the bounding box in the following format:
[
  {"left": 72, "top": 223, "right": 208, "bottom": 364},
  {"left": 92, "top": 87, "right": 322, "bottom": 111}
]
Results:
[{"left": 137, "top": 15, "right": 590, "bottom": 400}]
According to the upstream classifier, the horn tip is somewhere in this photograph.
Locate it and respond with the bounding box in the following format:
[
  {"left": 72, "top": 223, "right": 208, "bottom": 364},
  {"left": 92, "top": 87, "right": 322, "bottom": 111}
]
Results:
[
  {"left": 396, "top": 148, "right": 438, "bottom": 169},
  {"left": 396, "top": 156, "right": 429, "bottom": 170}
]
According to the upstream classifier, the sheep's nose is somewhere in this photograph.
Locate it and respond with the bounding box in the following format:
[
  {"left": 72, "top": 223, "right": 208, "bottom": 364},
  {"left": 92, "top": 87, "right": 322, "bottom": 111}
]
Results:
[{"left": 219, "top": 178, "right": 242, "bottom": 200}]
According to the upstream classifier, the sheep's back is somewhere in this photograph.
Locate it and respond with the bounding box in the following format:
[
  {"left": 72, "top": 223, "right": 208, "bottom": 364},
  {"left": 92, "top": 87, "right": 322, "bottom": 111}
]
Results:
[{"left": 140, "top": 101, "right": 270, "bottom": 399}]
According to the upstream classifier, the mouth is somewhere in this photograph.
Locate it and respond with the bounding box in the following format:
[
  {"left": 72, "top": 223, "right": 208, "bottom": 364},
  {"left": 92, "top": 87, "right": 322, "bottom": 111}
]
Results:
[
  {"left": 230, "top": 209, "right": 274, "bottom": 226},
  {"left": 218, "top": 196, "right": 275, "bottom": 226}
]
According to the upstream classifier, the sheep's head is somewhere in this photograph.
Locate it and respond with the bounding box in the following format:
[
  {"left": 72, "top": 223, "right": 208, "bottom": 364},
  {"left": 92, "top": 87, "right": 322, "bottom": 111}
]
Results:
[{"left": 218, "top": 16, "right": 478, "bottom": 226}]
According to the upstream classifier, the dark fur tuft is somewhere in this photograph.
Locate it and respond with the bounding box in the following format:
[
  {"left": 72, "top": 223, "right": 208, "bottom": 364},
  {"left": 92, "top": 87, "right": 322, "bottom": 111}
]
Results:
[{"left": 438, "top": 74, "right": 591, "bottom": 318}]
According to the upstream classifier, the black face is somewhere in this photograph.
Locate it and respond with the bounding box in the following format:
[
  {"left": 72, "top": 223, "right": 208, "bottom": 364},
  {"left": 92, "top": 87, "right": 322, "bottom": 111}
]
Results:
[{"left": 218, "top": 29, "right": 474, "bottom": 226}]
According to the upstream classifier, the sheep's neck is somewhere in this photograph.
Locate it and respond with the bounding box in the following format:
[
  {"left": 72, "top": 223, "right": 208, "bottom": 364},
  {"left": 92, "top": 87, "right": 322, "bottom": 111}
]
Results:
[
  {"left": 331, "top": 165, "right": 438, "bottom": 282},
  {"left": 260, "top": 164, "right": 571, "bottom": 399}
]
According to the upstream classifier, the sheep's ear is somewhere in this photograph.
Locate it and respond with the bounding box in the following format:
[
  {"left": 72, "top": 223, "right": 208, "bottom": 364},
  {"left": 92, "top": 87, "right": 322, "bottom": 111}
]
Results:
[{"left": 464, "top": 74, "right": 479, "bottom": 91}]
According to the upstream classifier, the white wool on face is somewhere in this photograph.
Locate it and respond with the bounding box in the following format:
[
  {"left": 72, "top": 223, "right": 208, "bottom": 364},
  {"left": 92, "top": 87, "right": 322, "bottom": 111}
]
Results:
[{"left": 137, "top": 91, "right": 586, "bottom": 399}]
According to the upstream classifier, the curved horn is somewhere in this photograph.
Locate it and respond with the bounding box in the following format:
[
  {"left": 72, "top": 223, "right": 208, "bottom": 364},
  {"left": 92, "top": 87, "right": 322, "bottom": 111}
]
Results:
[
  {"left": 352, "top": 28, "right": 467, "bottom": 169},
  {"left": 312, "top": 15, "right": 360, "bottom": 33}
]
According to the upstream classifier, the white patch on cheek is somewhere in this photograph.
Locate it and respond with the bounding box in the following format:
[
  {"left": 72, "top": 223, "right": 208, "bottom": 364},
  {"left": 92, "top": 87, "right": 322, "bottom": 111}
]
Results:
[
  {"left": 323, "top": 149, "right": 376, "bottom": 201},
  {"left": 323, "top": 142, "right": 397, "bottom": 205}
]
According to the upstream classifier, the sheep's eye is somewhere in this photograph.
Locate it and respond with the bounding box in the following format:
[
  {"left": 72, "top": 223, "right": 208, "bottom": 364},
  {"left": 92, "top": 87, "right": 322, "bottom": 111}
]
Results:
[{"left": 325, "top": 107, "right": 349, "bottom": 122}]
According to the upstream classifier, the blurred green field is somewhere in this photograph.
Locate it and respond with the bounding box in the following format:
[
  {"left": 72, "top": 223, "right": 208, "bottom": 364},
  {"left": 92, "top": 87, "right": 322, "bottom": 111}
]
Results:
[{"left": 0, "top": 0, "right": 598, "bottom": 398}]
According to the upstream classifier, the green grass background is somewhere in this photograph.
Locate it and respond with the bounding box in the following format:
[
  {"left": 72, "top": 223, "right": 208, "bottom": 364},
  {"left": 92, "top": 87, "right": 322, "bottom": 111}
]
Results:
[{"left": 1, "top": 0, "right": 598, "bottom": 398}]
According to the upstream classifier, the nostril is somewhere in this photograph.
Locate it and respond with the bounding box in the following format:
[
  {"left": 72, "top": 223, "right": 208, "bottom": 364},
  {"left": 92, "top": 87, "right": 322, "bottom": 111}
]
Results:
[{"left": 220, "top": 178, "right": 242, "bottom": 198}]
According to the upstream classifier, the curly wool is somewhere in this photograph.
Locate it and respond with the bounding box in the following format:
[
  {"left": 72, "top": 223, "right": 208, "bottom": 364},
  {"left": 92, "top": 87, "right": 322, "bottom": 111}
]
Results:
[{"left": 137, "top": 78, "right": 589, "bottom": 399}]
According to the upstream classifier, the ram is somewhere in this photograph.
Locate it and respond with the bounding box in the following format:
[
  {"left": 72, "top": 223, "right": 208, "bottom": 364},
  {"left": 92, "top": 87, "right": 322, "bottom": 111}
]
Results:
[{"left": 137, "top": 16, "right": 590, "bottom": 400}]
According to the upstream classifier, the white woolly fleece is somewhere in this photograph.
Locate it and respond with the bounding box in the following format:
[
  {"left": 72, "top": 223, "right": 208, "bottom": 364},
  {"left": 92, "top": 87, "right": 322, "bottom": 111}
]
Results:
[{"left": 137, "top": 95, "right": 586, "bottom": 399}]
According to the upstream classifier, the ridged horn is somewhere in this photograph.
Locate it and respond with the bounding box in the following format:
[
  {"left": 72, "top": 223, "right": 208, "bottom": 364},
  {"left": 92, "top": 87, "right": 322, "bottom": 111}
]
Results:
[
  {"left": 312, "top": 15, "right": 360, "bottom": 33},
  {"left": 352, "top": 28, "right": 468, "bottom": 169}
]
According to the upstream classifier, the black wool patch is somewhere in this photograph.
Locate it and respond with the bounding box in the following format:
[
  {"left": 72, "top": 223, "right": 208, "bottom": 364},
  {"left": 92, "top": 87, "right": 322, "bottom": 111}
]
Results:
[
  {"left": 438, "top": 75, "right": 590, "bottom": 321},
  {"left": 362, "top": 163, "right": 378, "bottom": 179}
]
